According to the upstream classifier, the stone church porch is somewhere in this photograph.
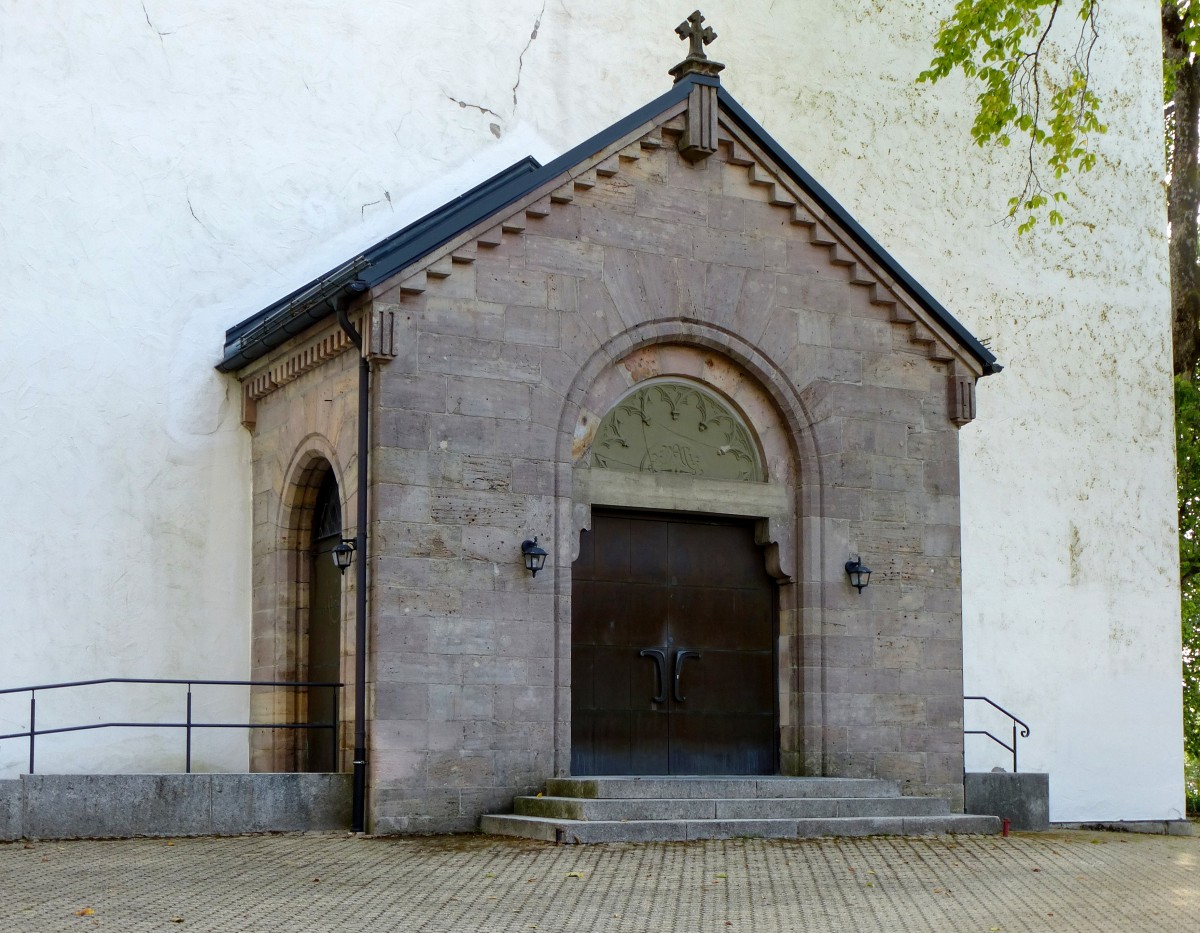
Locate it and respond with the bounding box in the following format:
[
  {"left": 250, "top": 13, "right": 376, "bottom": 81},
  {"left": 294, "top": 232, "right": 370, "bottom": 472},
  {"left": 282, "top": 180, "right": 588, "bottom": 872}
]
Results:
[{"left": 221, "top": 14, "right": 997, "bottom": 835}]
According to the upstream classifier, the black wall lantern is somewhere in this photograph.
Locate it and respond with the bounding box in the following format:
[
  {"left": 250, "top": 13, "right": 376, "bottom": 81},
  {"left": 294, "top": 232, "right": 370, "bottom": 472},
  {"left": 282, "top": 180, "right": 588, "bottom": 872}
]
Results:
[
  {"left": 521, "top": 537, "right": 548, "bottom": 577},
  {"left": 845, "top": 554, "right": 872, "bottom": 593},
  {"left": 332, "top": 538, "right": 357, "bottom": 575}
]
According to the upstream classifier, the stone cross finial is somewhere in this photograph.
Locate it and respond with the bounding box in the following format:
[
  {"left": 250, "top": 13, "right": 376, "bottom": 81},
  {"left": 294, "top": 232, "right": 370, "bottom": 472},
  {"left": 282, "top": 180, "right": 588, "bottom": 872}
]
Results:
[
  {"left": 676, "top": 10, "right": 716, "bottom": 60},
  {"left": 669, "top": 9, "right": 725, "bottom": 83}
]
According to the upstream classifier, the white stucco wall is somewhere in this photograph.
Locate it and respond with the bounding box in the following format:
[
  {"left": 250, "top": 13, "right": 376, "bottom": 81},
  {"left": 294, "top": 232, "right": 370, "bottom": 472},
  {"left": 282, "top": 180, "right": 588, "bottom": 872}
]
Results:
[{"left": 0, "top": 1, "right": 1180, "bottom": 819}]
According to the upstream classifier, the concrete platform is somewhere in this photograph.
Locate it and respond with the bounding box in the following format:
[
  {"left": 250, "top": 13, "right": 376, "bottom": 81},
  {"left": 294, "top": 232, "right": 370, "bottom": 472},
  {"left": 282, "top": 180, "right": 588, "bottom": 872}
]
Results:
[
  {"left": 546, "top": 775, "right": 902, "bottom": 798},
  {"left": 965, "top": 771, "right": 1050, "bottom": 830},
  {"left": 483, "top": 776, "right": 999, "bottom": 843},
  {"left": 512, "top": 794, "right": 949, "bottom": 820},
  {"left": 482, "top": 812, "right": 1001, "bottom": 843},
  {"left": 0, "top": 773, "right": 351, "bottom": 840}
]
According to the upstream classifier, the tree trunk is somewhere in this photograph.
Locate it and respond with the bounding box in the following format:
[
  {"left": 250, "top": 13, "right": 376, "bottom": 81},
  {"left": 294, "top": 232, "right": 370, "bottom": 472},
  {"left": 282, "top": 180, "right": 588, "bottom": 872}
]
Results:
[{"left": 1166, "top": 8, "right": 1200, "bottom": 380}]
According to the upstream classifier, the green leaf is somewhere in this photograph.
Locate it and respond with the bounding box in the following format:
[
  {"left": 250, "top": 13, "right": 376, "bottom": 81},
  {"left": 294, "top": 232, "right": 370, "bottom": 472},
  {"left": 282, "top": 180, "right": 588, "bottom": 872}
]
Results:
[{"left": 919, "top": 0, "right": 1105, "bottom": 233}]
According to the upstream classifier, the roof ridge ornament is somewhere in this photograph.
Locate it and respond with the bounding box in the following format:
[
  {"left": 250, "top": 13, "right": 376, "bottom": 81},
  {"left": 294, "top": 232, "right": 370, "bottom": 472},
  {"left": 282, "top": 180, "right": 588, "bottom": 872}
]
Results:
[{"left": 669, "top": 10, "right": 725, "bottom": 83}]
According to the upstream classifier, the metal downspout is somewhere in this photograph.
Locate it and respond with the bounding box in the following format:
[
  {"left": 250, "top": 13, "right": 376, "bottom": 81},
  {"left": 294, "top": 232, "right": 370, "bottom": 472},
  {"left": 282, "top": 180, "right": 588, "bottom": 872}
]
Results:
[{"left": 335, "top": 281, "right": 370, "bottom": 833}]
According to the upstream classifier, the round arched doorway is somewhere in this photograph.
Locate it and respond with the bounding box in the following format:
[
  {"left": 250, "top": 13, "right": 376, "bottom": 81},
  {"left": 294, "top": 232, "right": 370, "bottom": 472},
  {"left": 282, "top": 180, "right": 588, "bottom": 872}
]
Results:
[
  {"left": 306, "top": 469, "right": 343, "bottom": 772},
  {"left": 570, "top": 377, "right": 787, "bottom": 775}
]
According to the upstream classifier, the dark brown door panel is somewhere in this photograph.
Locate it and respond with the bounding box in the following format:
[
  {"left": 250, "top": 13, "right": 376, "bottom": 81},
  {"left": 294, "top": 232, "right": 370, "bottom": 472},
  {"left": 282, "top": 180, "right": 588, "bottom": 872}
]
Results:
[{"left": 571, "top": 510, "right": 777, "bottom": 775}]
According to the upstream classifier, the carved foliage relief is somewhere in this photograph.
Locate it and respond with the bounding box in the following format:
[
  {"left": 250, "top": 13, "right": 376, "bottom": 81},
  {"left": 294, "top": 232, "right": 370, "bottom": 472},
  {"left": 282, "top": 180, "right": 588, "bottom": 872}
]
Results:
[{"left": 590, "top": 382, "right": 763, "bottom": 482}]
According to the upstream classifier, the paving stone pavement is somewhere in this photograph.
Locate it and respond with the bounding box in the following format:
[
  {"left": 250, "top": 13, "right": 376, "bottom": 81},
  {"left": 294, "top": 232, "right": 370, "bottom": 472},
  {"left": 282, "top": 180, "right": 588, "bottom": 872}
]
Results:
[{"left": 1, "top": 829, "right": 1197, "bottom": 932}]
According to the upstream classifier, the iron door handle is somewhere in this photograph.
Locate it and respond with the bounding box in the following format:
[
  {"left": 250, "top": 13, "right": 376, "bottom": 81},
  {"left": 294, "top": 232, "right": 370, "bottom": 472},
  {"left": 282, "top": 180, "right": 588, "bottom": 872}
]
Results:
[
  {"left": 639, "top": 648, "right": 667, "bottom": 703},
  {"left": 673, "top": 649, "right": 701, "bottom": 703}
]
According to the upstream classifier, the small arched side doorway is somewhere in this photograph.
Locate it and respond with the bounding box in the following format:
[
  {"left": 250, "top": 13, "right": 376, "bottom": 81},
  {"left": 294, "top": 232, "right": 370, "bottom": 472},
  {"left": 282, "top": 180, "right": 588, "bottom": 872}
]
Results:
[{"left": 306, "top": 469, "right": 343, "bottom": 772}]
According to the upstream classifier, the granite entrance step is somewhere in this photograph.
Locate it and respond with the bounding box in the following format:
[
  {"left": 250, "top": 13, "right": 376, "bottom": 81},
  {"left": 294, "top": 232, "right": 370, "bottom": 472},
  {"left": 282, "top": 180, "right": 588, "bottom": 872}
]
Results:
[{"left": 481, "top": 776, "right": 1001, "bottom": 844}]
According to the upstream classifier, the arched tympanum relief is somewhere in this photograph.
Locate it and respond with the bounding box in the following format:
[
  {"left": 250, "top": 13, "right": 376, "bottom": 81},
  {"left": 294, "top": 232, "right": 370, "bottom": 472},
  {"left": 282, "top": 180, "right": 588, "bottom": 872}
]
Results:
[{"left": 588, "top": 381, "right": 763, "bottom": 482}]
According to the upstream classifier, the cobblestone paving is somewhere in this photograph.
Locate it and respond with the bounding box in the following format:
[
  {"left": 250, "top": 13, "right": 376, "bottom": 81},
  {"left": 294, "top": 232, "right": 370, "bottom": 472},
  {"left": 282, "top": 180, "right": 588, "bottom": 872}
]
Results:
[{"left": 1, "top": 830, "right": 1197, "bottom": 932}]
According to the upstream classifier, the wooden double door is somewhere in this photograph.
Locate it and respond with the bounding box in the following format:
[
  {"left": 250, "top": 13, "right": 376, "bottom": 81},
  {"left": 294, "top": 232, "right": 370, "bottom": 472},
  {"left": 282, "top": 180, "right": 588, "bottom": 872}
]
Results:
[{"left": 571, "top": 511, "right": 777, "bottom": 775}]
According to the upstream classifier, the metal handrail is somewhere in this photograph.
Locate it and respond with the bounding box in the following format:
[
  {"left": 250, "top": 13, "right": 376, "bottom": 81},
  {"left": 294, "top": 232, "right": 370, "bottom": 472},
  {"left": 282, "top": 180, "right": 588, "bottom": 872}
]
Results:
[
  {"left": 964, "top": 695, "right": 1031, "bottom": 773},
  {"left": 0, "top": 677, "right": 342, "bottom": 774}
]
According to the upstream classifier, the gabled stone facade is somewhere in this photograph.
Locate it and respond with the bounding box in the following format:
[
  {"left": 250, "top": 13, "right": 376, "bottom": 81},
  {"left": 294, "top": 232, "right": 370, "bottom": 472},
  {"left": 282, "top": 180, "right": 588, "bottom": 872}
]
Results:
[{"left": 234, "top": 74, "right": 992, "bottom": 832}]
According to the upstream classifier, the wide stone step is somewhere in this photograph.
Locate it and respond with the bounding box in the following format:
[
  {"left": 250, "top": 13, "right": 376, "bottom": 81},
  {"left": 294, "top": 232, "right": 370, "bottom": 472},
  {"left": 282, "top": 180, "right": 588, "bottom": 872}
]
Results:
[
  {"left": 481, "top": 813, "right": 1001, "bottom": 844},
  {"left": 545, "top": 776, "right": 901, "bottom": 800},
  {"left": 515, "top": 795, "right": 950, "bottom": 821}
]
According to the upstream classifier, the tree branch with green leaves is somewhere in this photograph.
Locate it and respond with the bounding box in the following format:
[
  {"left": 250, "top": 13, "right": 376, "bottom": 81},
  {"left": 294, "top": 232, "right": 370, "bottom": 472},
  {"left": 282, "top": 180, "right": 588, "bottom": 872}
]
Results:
[{"left": 919, "top": 0, "right": 1104, "bottom": 233}]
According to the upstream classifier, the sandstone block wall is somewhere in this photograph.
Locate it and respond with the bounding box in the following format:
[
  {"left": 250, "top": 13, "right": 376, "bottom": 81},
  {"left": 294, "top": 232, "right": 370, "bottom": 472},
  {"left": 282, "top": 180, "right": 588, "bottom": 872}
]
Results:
[
  {"left": 360, "top": 109, "right": 970, "bottom": 829},
  {"left": 246, "top": 349, "right": 360, "bottom": 774}
]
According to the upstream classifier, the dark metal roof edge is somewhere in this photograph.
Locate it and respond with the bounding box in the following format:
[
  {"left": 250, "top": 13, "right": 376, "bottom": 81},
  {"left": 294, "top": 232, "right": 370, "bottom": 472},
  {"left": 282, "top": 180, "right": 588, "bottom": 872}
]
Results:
[
  {"left": 357, "top": 156, "right": 544, "bottom": 286},
  {"left": 220, "top": 74, "right": 998, "bottom": 376},
  {"left": 217, "top": 158, "right": 543, "bottom": 372},
  {"left": 222, "top": 258, "right": 362, "bottom": 348},
  {"left": 354, "top": 80, "right": 695, "bottom": 288},
  {"left": 217, "top": 259, "right": 370, "bottom": 372},
  {"left": 218, "top": 81, "right": 697, "bottom": 373},
  {"left": 714, "top": 88, "right": 999, "bottom": 374},
  {"left": 521, "top": 80, "right": 697, "bottom": 183}
]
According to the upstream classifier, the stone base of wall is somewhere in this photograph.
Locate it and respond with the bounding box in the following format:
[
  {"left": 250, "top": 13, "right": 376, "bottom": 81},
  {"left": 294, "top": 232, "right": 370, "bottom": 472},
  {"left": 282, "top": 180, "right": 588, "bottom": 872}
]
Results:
[
  {"left": 1054, "top": 820, "right": 1193, "bottom": 836},
  {"left": 964, "top": 772, "right": 1049, "bottom": 831},
  {"left": 0, "top": 773, "right": 351, "bottom": 841}
]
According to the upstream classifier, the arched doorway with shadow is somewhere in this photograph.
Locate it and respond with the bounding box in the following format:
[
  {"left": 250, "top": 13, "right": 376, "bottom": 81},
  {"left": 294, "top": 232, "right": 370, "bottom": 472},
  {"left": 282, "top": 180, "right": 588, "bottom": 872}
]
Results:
[
  {"left": 565, "top": 360, "right": 809, "bottom": 778},
  {"left": 306, "top": 469, "right": 343, "bottom": 773}
]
